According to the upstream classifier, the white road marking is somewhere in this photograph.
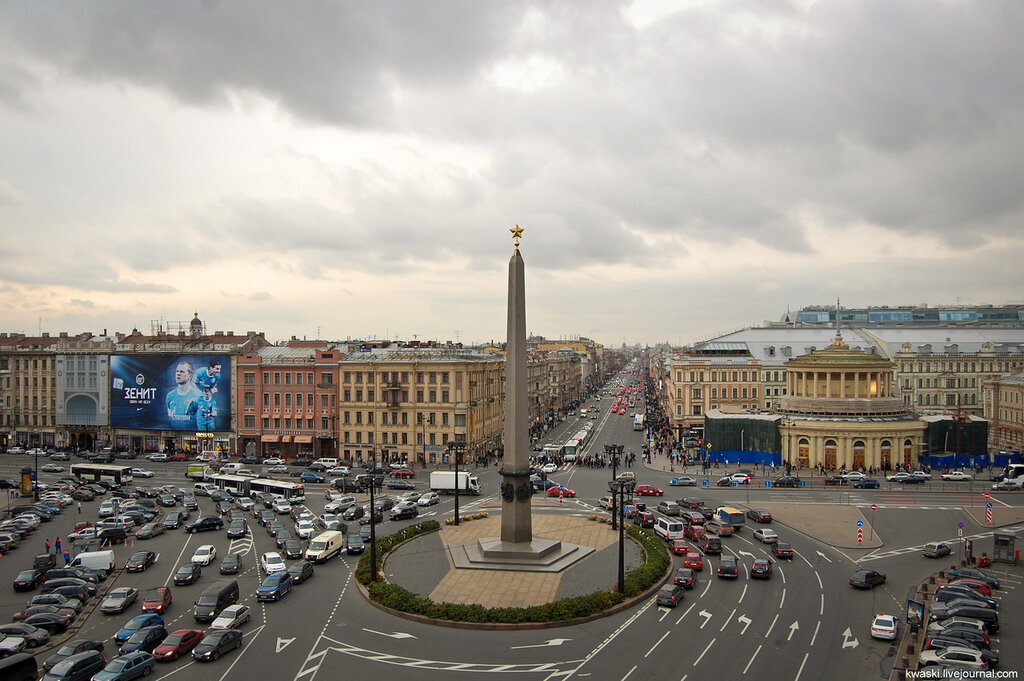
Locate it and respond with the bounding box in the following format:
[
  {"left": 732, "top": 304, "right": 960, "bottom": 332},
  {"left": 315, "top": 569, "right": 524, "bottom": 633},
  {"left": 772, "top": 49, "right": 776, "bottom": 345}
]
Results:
[
  {"left": 765, "top": 613, "right": 778, "bottom": 639},
  {"left": 793, "top": 652, "right": 810, "bottom": 681},
  {"left": 644, "top": 630, "right": 670, "bottom": 657},
  {"left": 738, "top": 583, "right": 747, "bottom": 604},
  {"left": 810, "top": 620, "right": 820, "bottom": 647},
  {"left": 676, "top": 602, "right": 695, "bottom": 625},
  {"left": 742, "top": 644, "right": 762, "bottom": 675},
  {"left": 693, "top": 638, "right": 715, "bottom": 666},
  {"left": 720, "top": 608, "right": 735, "bottom": 632}
]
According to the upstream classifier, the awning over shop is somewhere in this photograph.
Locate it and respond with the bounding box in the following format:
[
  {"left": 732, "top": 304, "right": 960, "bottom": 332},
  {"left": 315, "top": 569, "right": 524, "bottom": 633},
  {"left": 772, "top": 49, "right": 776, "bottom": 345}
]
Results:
[
  {"left": 261, "top": 435, "right": 281, "bottom": 443},
  {"left": 281, "top": 436, "right": 294, "bottom": 443},
  {"left": 294, "top": 435, "right": 313, "bottom": 444}
]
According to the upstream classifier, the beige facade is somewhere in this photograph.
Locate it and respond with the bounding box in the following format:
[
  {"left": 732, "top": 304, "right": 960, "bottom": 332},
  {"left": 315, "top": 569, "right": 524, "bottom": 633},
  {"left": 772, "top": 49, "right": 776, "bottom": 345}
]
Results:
[
  {"left": 983, "top": 371, "right": 1024, "bottom": 454},
  {"left": 895, "top": 341, "right": 1024, "bottom": 416},
  {"left": 778, "top": 336, "right": 924, "bottom": 471},
  {"left": 335, "top": 347, "right": 504, "bottom": 464},
  {"left": 527, "top": 350, "right": 583, "bottom": 423},
  {"left": 0, "top": 333, "right": 59, "bottom": 449},
  {"left": 662, "top": 355, "right": 763, "bottom": 437}
]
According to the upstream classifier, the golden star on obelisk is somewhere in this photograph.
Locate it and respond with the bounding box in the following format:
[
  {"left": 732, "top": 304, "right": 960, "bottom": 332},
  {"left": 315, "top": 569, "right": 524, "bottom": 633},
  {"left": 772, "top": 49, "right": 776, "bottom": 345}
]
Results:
[{"left": 510, "top": 224, "right": 524, "bottom": 250}]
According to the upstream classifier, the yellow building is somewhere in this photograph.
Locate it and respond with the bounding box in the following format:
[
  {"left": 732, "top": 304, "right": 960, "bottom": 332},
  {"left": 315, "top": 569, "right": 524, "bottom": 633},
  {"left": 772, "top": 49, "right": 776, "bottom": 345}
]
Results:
[{"left": 983, "top": 371, "right": 1024, "bottom": 455}]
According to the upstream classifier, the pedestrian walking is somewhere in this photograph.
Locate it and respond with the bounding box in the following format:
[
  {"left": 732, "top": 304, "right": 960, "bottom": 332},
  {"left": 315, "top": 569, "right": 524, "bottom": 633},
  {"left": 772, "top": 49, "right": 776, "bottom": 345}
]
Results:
[
  {"left": 63, "top": 551, "right": 71, "bottom": 566},
  {"left": 77, "top": 501, "right": 83, "bottom": 513},
  {"left": 55, "top": 537, "right": 62, "bottom": 553},
  {"left": 45, "top": 538, "right": 51, "bottom": 553}
]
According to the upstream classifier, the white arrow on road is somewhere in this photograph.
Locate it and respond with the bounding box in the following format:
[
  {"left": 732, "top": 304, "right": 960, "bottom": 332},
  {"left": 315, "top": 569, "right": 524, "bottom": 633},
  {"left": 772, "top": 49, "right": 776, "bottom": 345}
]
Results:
[
  {"left": 816, "top": 551, "right": 833, "bottom": 563},
  {"left": 788, "top": 621, "right": 799, "bottom": 641},
  {"left": 739, "top": 550, "right": 756, "bottom": 559},
  {"left": 510, "top": 639, "right": 572, "bottom": 649},
  {"left": 841, "top": 627, "right": 859, "bottom": 649},
  {"left": 363, "top": 628, "right": 417, "bottom": 640},
  {"left": 276, "top": 637, "right": 295, "bottom": 653},
  {"left": 737, "top": 614, "right": 752, "bottom": 635},
  {"left": 699, "top": 610, "right": 713, "bottom": 629}
]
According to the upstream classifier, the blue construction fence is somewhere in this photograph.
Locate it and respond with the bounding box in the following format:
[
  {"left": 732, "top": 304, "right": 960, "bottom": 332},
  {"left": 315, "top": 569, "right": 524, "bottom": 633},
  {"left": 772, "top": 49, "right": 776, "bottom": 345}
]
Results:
[
  {"left": 697, "top": 450, "right": 782, "bottom": 466},
  {"left": 919, "top": 451, "right": 1020, "bottom": 471}
]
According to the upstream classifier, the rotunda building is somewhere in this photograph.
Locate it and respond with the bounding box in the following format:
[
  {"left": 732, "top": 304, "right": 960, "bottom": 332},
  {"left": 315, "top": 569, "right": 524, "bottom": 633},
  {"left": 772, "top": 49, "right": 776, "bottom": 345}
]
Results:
[{"left": 778, "top": 334, "right": 924, "bottom": 472}]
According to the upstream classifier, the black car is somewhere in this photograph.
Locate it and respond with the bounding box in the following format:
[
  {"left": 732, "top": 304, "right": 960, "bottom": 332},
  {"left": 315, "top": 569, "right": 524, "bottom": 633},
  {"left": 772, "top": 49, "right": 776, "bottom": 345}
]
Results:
[
  {"left": 219, "top": 553, "right": 242, "bottom": 575},
  {"left": 849, "top": 569, "right": 886, "bottom": 589},
  {"left": 192, "top": 628, "right": 243, "bottom": 662},
  {"left": 717, "top": 556, "right": 739, "bottom": 579},
  {"left": 292, "top": 459, "right": 312, "bottom": 467},
  {"left": 632, "top": 511, "right": 656, "bottom": 528},
  {"left": 126, "top": 550, "right": 156, "bottom": 573},
  {"left": 746, "top": 509, "right": 773, "bottom": 523},
  {"left": 701, "top": 536, "right": 722, "bottom": 554},
  {"left": 186, "top": 516, "right": 224, "bottom": 533},
  {"left": 773, "top": 476, "right": 801, "bottom": 488},
  {"left": 333, "top": 478, "right": 360, "bottom": 493},
  {"left": 23, "top": 611, "right": 72, "bottom": 634},
  {"left": 673, "top": 568, "right": 695, "bottom": 589},
  {"left": 45, "top": 650, "right": 106, "bottom": 681},
  {"left": 359, "top": 510, "right": 384, "bottom": 526},
  {"left": 386, "top": 479, "right": 415, "bottom": 490},
  {"left": 372, "top": 497, "right": 396, "bottom": 511},
  {"left": 283, "top": 539, "right": 304, "bottom": 559},
  {"left": 287, "top": 561, "right": 315, "bottom": 584},
  {"left": 33, "top": 553, "right": 58, "bottom": 571},
  {"left": 346, "top": 536, "right": 365, "bottom": 554},
  {"left": 43, "top": 578, "right": 97, "bottom": 597},
  {"left": 13, "top": 568, "right": 46, "bottom": 591},
  {"left": 342, "top": 506, "right": 365, "bottom": 521},
  {"left": 656, "top": 585, "right": 683, "bottom": 607},
  {"left": 163, "top": 511, "right": 186, "bottom": 529},
  {"left": 43, "top": 639, "right": 105, "bottom": 671},
  {"left": 119, "top": 625, "right": 167, "bottom": 654},
  {"left": 774, "top": 542, "right": 795, "bottom": 559},
  {"left": 173, "top": 564, "right": 202, "bottom": 585},
  {"left": 823, "top": 476, "right": 843, "bottom": 486},
  {"left": 0, "top": 622, "right": 51, "bottom": 647},
  {"left": 226, "top": 518, "right": 247, "bottom": 538},
  {"left": 930, "top": 627, "right": 991, "bottom": 649}
]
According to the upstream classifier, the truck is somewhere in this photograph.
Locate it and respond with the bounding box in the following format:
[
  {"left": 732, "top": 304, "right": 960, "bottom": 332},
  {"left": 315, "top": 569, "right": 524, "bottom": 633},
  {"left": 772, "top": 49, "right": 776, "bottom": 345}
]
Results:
[
  {"left": 429, "top": 471, "right": 481, "bottom": 495},
  {"left": 716, "top": 506, "right": 746, "bottom": 531},
  {"left": 633, "top": 414, "right": 645, "bottom": 431},
  {"left": 186, "top": 464, "right": 212, "bottom": 480}
]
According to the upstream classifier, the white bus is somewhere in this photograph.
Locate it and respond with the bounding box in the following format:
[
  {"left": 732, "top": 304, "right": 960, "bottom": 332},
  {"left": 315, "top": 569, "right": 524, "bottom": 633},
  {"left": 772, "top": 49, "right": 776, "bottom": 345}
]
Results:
[
  {"left": 208, "top": 474, "right": 251, "bottom": 496},
  {"left": 633, "top": 414, "right": 645, "bottom": 431},
  {"left": 70, "top": 463, "right": 134, "bottom": 485},
  {"left": 563, "top": 430, "right": 590, "bottom": 461},
  {"left": 249, "top": 478, "right": 305, "bottom": 504}
]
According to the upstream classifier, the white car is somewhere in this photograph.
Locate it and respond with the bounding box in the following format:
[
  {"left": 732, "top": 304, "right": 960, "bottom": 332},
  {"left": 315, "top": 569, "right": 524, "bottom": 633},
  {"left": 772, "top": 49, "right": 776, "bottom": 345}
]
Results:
[
  {"left": 417, "top": 492, "right": 440, "bottom": 507},
  {"left": 267, "top": 465, "right": 288, "bottom": 475},
  {"left": 295, "top": 520, "right": 316, "bottom": 538},
  {"left": 145, "top": 453, "right": 168, "bottom": 462},
  {"left": 753, "top": 528, "right": 779, "bottom": 544},
  {"left": 541, "top": 463, "right": 558, "bottom": 474},
  {"left": 325, "top": 496, "right": 357, "bottom": 513},
  {"left": 272, "top": 499, "right": 292, "bottom": 514},
  {"left": 236, "top": 497, "right": 255, "bottom": 511},
  {"left": 730, "top": 473, "right": 751, "bottom": 484},
  {"left": 98, "top": 501, "right": 118, "bottom": 518},
  {"left": 326, "top": 466, "right": 350, "bottom": 477},
  {"left": 261, "top": 551, "right": 286, "bottom": 574},
  {"left": 211, "top": 604, "right": 252, "bottom": 629},
  {"left": 130, "top": 468, "right": 155, "bottom": 478},
  {"left": 870, "top": 614, "right": 898, "bottom": 640},
  {"left": 263, "top": 457, "right": 285, "bottom": 465},
  {"left": 191, "top": 544, "right": 217, "bottom": 565},
  {"left": 399, "top": 492, "right": 421, "bottom": 502},
  {"left": 918, "top": 646, "right": 988, "bottom": 670},
  {"left": 941, "top": 471, "right": 973, "bottom": 482},
  {"left": 840, "top": 472, "right": 866, "bottom": 482},
  {"left": 68, "top": 527, "right": 99, "bottom": 542},
  {"left": 236, "top": 469, "right": 258, "bottom": 477},
  {"left": 41, "top": 463, "right": 64, "bottom": 473}
]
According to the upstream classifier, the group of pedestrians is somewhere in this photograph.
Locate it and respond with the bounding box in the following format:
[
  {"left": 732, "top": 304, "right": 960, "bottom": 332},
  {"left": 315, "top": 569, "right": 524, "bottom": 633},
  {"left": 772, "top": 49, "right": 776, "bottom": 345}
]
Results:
[{"left": 41, "top": 536, "right": 73, "bottom": 565}]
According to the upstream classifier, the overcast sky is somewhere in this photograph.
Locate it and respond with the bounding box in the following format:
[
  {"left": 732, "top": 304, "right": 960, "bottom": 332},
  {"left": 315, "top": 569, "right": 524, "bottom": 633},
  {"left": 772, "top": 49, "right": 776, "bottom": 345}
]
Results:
[{"left": 2, "top": 1, "right": 1022, "bottom": 348}]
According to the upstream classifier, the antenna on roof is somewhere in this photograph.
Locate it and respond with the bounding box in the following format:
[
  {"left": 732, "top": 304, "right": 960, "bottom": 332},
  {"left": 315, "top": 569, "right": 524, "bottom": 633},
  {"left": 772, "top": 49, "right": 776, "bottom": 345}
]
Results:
[{"left": 835, "top": 297, "right": 842, "bottom": 338}]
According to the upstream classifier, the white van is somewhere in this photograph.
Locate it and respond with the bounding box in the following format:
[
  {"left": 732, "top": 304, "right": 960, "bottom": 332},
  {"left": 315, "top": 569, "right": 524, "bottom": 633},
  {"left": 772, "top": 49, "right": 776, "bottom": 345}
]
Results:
[
  {"left": 654, "top": 517, "right": 685, "bottom": 541},
  {"left": 193, "top": 482, "right": 217, "bottom": 497},
  {"left": 305, "top": 530, "right": 345, "bottom": 563},
  {"left": 69, "top": 549, "right": 115, "bottom": 574},
  {"left": 317, "top": 458, "right": 340, "bottom": 469},
  {"left": 219, "top": 463, "right": 242, "bottom": 473}
]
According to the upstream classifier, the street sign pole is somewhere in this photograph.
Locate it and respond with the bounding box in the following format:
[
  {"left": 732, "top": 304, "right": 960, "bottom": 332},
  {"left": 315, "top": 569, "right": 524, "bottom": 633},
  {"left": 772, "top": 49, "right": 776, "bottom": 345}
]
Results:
[{"left": 870, "top": 503, "right": 877, "bottom": 542}]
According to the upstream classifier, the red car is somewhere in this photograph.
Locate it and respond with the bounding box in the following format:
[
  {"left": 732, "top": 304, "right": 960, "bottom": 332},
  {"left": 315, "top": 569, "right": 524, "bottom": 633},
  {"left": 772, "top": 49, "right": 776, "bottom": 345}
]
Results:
[
  {"left": 13, "top": 604, "right": 76, "bottom": 622},
  {"left": 670, "top": 540, "right": 689, "bottom": 555},
  {"left": 684, "top": 552, "right": 704, "bottom": 571},
  {"left": 635, "top": 485, "right": 663, "bottom": 497},
  {"left": 948, "top": 578, "right": 993, "bottom": 596},
  {"left": 168, "top": 453, "right": 188, "bottom": 461},
  {"left": 73, "top": 521, "right": 93, "bottom": 532},
  {"left": 153, "top": 628, "right": 204, "bottom": 661},
  {"left": 390, "top": 469, "right": 416, "bottom": 478},
  {"left": 547, "top": 486, "right": 576, "bottom": 498},
  {"left": 141, "top": 586, "right": 173, "bottom": 614},
  {"left": 684, "top": 525, "right": 707, "bottom": 541}
]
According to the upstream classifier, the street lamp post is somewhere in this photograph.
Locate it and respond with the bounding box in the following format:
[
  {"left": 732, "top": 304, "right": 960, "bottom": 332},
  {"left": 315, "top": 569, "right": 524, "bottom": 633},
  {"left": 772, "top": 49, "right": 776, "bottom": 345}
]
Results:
[
  {"left": 33, "top": 430, "right": 41, "bottom": 501},
  {"left": 368, "top": 449, "right": 379, "bottom": 576},
  {"left": 608, "top": 478, "right": 636, "bottom": 594},
  {"left": 448, "top": 440, "right": 466, "bottom": 526},
  {"left": 605, "top": 443, "right": 623, "bottom": 529}
]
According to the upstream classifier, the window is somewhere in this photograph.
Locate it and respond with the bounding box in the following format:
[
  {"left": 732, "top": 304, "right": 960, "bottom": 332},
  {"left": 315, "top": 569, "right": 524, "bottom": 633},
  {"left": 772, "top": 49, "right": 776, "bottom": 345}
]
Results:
[
  {"left": 356, "top": 412, "right": 363, "bottom": 425},
  {"left": 442, "top": 390, "right": 449, "bottom": 403},
  {"left": 244, "top": 372, "right": 256, "bottom": 385},
  {"left": 307, "top": 372, "right": 314, "bottom": 384},
  {"left": 321, "top": 395, "right": 329, "bottom": 408},
  {"left": 442, "top": 372, "right": 449, "bottom": 383},
  {"left": 429, "top": 372, "right": 437, "bottom": 384},
  {"left": 367, "top": 372, "right": 374, "bottom": 384},
  {"left": 417, "top": 389, "right": 424, "bottom": 402},
  {"left": 343, "top": 411, "right": 350, "bottom": 425},
  {"left": 355, "top": 390, "right": 363, "bottom": 402},
  {"left": 263, "top": 393, "right": 270, "bottom": 407},
  {"left": 417, "top": 372, "right": 424, "bottom": 383},
  {"left": 274, "top": 393, "right": 281, "bottom": 407},
  {"left": 429, "top": 390, "right": 437, "bottom": 403},
  {"left": 285, "top": 393, "right": 292, "bottom": 407},
  {"left": 296, "top": 373, "right": 303, "bottom": 385},
  {"left": 274, "top": 373, "right": 281, "bottom": 385},
  {"left": 285, "top": 373, "right": 291, "bottom": 385},
  {"left": 263, "top": 372, "right": 270, "bottom": 383},
  {"left": 244, "top": 392, "right": 256, "bottom": 406},
  {"left": 356, "top": 372, "right": 363, "bottom": 383},
  {"left": 442, "top": 413, "right": 449, "bottom": 426},
  {"left": 367, "top": 389, "right": 374, "bottom": 402},
  {"left": 244, "top": 415, "right": 255, "bottom": 428}
]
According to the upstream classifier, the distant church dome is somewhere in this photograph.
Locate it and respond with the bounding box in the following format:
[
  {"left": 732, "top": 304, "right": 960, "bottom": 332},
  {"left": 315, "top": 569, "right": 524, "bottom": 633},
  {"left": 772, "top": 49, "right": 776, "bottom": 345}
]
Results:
[{"left": 190, "top": 311, "right": 203, "bottom": 336}]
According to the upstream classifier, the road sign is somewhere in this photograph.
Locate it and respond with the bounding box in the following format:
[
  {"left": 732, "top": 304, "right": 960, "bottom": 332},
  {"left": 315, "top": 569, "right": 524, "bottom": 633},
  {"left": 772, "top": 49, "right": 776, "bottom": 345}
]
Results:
[
  {"left": 987, "top": 502, "right": 993, "bottom": 509},
  {"left": 984, "top": 493, "right": 991, "bottom": 499},
  {"left": 986, "top": 508, "right": 993, "bottom": 523},
  {"left": 871, "top": 504, "right": 877, "bottom": 511},
  {"left": 857, "top": 520, "right": 864, "bottom": 527},
  {"left": 764, "top": 481, "right": 771, "bottom": 488},
  {"left": 957, "top": 521, "right": 965, "bottom": 529},
  {"left": 957, "top": 529, "right": 963, "bottom": 537}
]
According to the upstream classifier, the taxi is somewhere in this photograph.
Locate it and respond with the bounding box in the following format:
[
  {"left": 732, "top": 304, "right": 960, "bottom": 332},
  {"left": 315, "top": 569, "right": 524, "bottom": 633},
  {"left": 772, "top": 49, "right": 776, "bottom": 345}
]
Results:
[{"left": 871, "top": 614, "right": 898, "bottom": 640}]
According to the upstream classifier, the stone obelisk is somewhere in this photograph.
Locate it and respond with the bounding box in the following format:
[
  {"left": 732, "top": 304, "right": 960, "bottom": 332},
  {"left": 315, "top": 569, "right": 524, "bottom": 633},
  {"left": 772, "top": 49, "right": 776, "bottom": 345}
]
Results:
[{"left": 500, "top": 225, "right": 533, "bottom": 543}]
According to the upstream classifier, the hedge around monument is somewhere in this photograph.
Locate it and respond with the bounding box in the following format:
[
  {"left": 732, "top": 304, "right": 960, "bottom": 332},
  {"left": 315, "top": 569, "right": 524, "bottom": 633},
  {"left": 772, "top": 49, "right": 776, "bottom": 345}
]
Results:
[{"left": 355, "top": 521, "right": 670, "bottom": 624}]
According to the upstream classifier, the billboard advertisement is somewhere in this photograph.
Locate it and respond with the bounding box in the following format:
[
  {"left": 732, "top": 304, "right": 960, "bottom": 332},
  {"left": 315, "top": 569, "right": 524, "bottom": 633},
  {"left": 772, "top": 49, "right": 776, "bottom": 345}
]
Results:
[{"left": 111, "top": 355, "right": 231, "bottom": 431}]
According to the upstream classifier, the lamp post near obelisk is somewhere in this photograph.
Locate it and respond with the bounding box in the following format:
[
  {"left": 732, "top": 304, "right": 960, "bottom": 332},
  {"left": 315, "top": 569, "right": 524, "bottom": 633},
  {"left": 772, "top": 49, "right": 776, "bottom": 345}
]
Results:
[{"left": 499, "top": 225, "right": 533, "bottom": 543}]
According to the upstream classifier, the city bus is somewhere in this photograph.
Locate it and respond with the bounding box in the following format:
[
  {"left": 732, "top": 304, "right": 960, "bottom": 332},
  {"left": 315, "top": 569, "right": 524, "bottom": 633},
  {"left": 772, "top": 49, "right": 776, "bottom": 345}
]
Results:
[
  {"left": 541, "top": 444, "right": 564, "bottom": 461},
  {"left": 208, "top": 474, "right": 251, "bottom": 497},
  {"left": 1002, "top": 463, "right": 1024, "bottom": 481},
  {"left": 70, "top": 463, "right": 134, "bottom": 485},
  {"left": 563, "top": 430, "right": 590, "bottom": 461},
  {"left": 248, "top": 478, "right": 305, "bottom": 504}
]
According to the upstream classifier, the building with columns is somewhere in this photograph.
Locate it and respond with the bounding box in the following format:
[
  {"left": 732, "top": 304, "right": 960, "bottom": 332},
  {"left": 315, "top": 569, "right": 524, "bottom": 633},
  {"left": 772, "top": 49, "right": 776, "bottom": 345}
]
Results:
[{"left": 777, "top": 334, "right": 924, "bottom": 471}]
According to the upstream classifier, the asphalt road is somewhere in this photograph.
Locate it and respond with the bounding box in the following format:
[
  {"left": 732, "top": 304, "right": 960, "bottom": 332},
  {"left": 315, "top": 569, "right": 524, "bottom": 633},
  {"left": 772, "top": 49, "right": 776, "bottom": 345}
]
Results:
[{"left": 1, "top": 411, "right": 1021, "bottom": 681}]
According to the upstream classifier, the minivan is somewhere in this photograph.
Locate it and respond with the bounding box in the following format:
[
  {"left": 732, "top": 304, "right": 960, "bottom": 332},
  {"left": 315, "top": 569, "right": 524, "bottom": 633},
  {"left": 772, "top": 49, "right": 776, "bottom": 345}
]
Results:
[
  {"left": 929, "top": 606, "right": 999, "bottom": 633},
  {"left": 193, "top": 580, "right": 239, "bottom": 622},
  {"left": 654, "top": 517, "right": 685, "bottom": 541},
  {"left": 0, "top": 653, "right": 37, "bottom": 681},
  {"left": 704, "top": 519, "right": 734, "bottom": 537}
]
